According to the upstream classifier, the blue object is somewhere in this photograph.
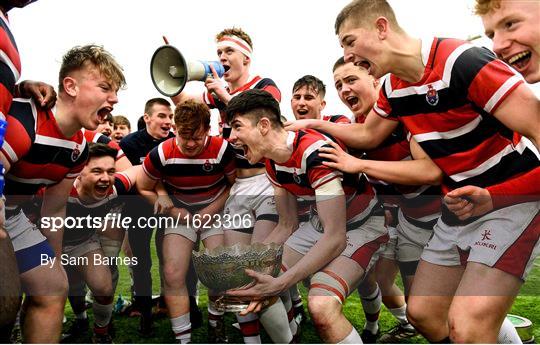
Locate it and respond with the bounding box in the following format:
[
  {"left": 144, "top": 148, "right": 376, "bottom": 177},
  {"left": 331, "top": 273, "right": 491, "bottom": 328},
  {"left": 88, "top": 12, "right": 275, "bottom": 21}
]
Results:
[
  {"left": 0, "top": 118, "right": 6, "bottom": 196},
  {"left": 201, "top": 61, "right": 225, "bottom": 78}
]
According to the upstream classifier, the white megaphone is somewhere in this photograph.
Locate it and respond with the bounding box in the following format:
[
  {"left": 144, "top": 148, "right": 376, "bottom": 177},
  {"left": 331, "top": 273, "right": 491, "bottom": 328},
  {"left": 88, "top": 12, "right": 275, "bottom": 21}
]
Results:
[{"left": 150, "top": 45, "right": 225, "bottom": 97}]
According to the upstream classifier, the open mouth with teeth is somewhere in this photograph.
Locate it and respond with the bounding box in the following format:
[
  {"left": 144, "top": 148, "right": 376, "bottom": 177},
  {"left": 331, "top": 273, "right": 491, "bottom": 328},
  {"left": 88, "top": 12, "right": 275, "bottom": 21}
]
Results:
[
  {"left": 345, "top": 95, "right": 359, "bottom": 108},
  {"left": 95, "top": 184, "right": 110, "bottom": 196},
  {"left": 223, "top": 65, "right": 231, "bottom": 72},
  {"left": 98, "top": 107, "right": 112, "bottom": 122},
  {"left": 506, "top": 50, "right": 532, "bottom": 70},
  {"left": 296, "top": 109, "right": 309, "bottom": 117},
  {"left": 242, "top": 144, "right": 250, "bottom": 157},
  {"left": 355, "top": 60, "right": 372, "bottom": 74}
]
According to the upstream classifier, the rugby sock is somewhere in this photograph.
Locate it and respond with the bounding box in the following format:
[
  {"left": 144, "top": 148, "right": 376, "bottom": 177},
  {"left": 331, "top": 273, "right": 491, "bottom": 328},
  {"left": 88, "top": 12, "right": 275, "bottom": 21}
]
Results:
[
  {"left": 281, "top": 290, "right": 298, "bottom": 337},
  {"left": 92, "top": 301, "right": 113, "bottom": 328},
  {"left": 498, "top": 317, "right": 522, "bottom": 344},
  {"left": 359, "top": 284, "right": 381, "bottom": 334},
  {"left": 388, "top": 304, "right": 409, "bottom": 325},
  {"left": 207, "top": 301, "right": 224, "bottom": 328},
  {"left": 171, "top": 313, "right": 191, "bottom": 343},
  {"left": 290, "top": 284, "right": 304, "bottom": 314},
  {"left": 259, "top": 298, "right": 293, "bottom": 344},
  {"left": 338, "top": 327, "right": 363, "bottom": 344},
  {"left": 236, "top": 313, "right": 261, "bottom": 344}
]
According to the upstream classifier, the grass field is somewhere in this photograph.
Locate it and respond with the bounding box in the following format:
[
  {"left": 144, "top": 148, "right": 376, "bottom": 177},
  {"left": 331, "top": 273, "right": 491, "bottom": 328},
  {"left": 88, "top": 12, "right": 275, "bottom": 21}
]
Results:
[{"left": 63, "top": 235, "right": 540, "bottom": 343}]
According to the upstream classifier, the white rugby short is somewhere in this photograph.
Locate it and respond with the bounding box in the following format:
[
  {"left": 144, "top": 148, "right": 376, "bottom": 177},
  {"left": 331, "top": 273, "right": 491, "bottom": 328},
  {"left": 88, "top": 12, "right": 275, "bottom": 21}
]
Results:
[
  {"left": 421, "top": 201, "right": 540, "bottom": 280},
  {"left": 286, "top": 214, "right": 388, "bottom": 272},
  {"left": 222, "top": 173, "right": 278, "bottom": 233}
]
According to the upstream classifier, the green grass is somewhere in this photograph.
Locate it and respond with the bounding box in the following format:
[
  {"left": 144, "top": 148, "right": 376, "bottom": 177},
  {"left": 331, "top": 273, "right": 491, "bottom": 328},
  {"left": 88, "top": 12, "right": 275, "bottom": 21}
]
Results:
[{"left": 63, "top": 235, "right": 540, "bottom": 343}]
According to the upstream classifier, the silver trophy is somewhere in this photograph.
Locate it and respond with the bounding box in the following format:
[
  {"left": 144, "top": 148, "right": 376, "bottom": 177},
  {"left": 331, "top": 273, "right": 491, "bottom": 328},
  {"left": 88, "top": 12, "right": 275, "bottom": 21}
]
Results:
[{"left": 192, "top": 242, "right": 283, "bottom": 312}]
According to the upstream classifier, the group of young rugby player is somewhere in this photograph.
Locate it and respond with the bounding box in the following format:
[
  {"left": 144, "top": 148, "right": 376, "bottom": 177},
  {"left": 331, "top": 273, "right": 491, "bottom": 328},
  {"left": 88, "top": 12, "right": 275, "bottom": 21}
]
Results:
[{"left": 0, "top": 0, "right": 539, "bottom": 343}]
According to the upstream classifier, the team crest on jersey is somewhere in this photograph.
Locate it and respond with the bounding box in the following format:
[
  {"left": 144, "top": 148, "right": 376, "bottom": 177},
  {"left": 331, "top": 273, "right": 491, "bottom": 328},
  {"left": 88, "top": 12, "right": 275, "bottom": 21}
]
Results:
[
  {"left": 71, "top": 145, "right": 81, "bottom": 162},
  {"left": 202, "top": 160, "right": 213, "bottom": 172},
  {"left": 425, "top": 84, "right": 439, "bottom": 106},
  {"left": 293, "top": 170, "right": 302, "bottom": 184}
]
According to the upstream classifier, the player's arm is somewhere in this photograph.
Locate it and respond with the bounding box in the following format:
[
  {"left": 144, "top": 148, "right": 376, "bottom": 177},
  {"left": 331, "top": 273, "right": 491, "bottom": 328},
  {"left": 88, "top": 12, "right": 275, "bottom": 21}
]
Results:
[
  {"left": 136, "top": 162, "right": 177, "bottom": 216},
  {"left": 39, "top": 177, "right": 74, "bottom": 257},
  {"left": 285, "top": 110, "right": 398, "bottom": 150},
  {"left": 279, "top": 178, "right": 347, "bottom": 287},
  {"left": 171, "top": 91, "right": 204, "bottom": 107},
  {"left": 227, "top": 178, "right": 347, "bottom": 300},
  {"left": 16, "top": 80, "right": 57, "bottom": 109},
  {"left": 114, "top": 155, "right": 132, "bottom": 172},
  {"left": 262, "top": 185, "right": 299, "bottom": 245},
  {"left": 319, "top": 138, "right": 443, "bottom": 186},
  {"left": 136, "top": 163, "right": 159, "bottom": 204},
  {"left": 492, "top": 83, "right": 540, "bottom": 150}
]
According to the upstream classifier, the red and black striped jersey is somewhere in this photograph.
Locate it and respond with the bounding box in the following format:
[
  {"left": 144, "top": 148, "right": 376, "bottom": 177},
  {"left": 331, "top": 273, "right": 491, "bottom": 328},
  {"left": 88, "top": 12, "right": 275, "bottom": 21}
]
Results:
[
  {"left": 266, "top": 129, "right": 377, "bottom": 224},
  {"left": 0, "top": 11, "right": 21, "bottom": 120},
  {"left": 203, "top": 75, "right": 281, "bottom": 111},
  {"left": 296, "top": 114, "right": 351, "bottom": 220},
  {"left": 83, "top": 129, "right": 126, "bottom": 160},
  {"left": 356, "top": 113, "right": 441, "bottom": 220},
  {"left": 374, "top": 37, "right": 539, "bottom": 194},
  {"left": 142, "top": 136, "right": 236, "bottom": 210},
  {"left": 204, "top": 75, "right": 281, "bottom": 170},
  {"left": 1, "top": 98, "right": 88, "bottom": 198}
]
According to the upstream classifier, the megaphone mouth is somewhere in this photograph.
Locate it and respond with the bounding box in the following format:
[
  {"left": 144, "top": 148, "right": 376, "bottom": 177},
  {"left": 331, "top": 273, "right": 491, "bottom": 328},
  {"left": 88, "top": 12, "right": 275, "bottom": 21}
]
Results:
[{"left": 150, "top": 45, "right": 188, "bottom": 97}]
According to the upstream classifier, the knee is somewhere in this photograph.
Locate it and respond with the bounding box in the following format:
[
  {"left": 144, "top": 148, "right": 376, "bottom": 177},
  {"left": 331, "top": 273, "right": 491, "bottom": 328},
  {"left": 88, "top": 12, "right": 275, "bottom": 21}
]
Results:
[
  {"left": 307, "top": 295, "right": 340, "bottom": 331},
  {"left": 448, "top": 316, "right": 488, "bottom": 343},
  {"left": 92, "top": 280, "right": 113, "bottom": 298},
  {"left": 163, "top": 263, "right": 184, "bottom": 289},
  {"left": 448, "top": 307, "right": 499, "bottom": 343},
  {"left": 406, "top": 297, "right": 435, "bottom": 331},
  {"left": 28, "top": 294, "right": 66, "bottom": 311},
  {"left": 49, "top": 269, "right": 69, "bottom": 297}
]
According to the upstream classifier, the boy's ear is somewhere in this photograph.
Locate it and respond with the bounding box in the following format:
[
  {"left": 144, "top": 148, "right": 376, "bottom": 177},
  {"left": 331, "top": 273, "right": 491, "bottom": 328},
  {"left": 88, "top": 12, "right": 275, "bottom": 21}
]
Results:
[
  {"left": 375, "top": 16, "right": 389, "bottom": 39},
  {"left": 63, "top": 77, "right": 78, "bottom": 97}
]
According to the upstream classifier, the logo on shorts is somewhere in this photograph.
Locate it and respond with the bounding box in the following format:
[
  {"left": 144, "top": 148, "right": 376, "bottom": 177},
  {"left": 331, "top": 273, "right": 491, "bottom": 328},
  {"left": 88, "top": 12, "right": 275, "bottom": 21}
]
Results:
[
  {"left": 71, "top": 144, "right": 81, "bottom": 162},
  {"left": 425, "top": 84, "right": 439, "bottom": 106},
  {"left": 202, "top": 160, "right": 213, "bottom": 172},
  {"left": 481, "top": 229, "right": 492, "bottom": 241},
  {"left": 474, "top": 229, "right": 497, "bottom": 250},
  {"left": 293, "top": 170, "right": 302, "bottom": 184}
]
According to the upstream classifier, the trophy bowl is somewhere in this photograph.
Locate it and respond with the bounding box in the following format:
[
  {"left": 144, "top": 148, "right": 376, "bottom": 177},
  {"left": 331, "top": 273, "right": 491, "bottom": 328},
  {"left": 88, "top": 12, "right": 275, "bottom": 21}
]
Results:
[{"left": 192, "top": 242, "right": 283, "bottom": 312}]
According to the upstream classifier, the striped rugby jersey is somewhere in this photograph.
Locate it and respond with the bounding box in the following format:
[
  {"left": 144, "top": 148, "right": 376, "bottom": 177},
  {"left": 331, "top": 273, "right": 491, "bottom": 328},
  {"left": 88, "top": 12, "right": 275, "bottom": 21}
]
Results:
[
  {"left": 297, "top": 114, "right": 352, "bottom": 221},
  {"left": 1, "top": 98, "right": 88, "bottom": 199},
  {"left": 374, "top": 37, "right": 539, "bottom": 194},
  {"left": 0, "top": 10, "right": 21, "bottom": 120},
  {"left": 356, "top": 112, "right": 441, "bottom": 224},
  {"left": 83, "top": 129, "right": 125, "bottom": 160},
  {"left": 266, "top": 129, "right": 377, "bottom": 225},
  {"left": 142, "top": 136, "right": 236, "bottom": 210}
]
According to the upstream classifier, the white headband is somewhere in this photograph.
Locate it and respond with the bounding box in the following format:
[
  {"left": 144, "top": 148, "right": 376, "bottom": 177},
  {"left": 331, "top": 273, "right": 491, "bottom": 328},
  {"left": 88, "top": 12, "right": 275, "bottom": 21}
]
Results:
[{"left": 217, "top": 35, "right": 253, "bottom": 59}]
